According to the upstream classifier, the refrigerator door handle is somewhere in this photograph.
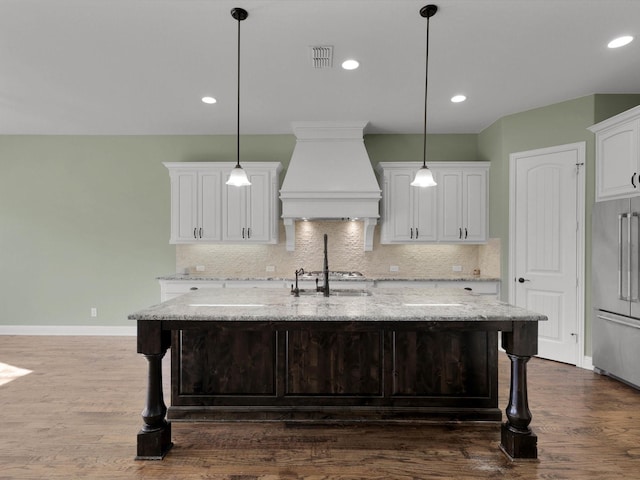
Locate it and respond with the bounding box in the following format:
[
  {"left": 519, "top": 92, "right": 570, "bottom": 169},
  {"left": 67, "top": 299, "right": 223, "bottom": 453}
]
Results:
[
  {"left": 619, "top": 213, "right": 627, "bottom": 300},
  {"left": 597, "top": 312, "right": 640, "bottom": 330},
  {"left": 632, "top": 212, "right": 640, "bottom": 302}
]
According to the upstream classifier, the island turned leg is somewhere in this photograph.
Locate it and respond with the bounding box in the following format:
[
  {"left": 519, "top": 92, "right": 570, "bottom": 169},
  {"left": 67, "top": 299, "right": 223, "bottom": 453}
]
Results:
[
  {"left": 500, "top": 322, "right": 538, "bottom": 460},
  {"left": 136, "top": 322, "right": 172, "bottom": 460}
]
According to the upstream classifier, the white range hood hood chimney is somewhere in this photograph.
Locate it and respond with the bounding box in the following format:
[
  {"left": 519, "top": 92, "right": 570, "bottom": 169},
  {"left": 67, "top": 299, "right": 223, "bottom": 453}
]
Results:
[{"left": 280, "top": 121, "right": 381, "bottom": 251}]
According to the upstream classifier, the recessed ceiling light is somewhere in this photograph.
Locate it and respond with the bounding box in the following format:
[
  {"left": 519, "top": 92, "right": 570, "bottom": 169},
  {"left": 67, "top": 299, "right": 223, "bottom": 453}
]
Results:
[
  {"left": 201, "top": 96, "right": 217, "bottom": 104},
  {"left": 341, "top": 59, "right": 359, "bottom": 70},
  {"left": 451, "top": 95, "right": 467, "bottom": 103},
  {"left": 608, "top": 36, "right": 634, "bottom": 48}
]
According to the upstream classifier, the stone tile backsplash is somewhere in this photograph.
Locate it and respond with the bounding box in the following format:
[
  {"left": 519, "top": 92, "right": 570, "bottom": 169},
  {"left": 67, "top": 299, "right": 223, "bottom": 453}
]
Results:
[{"left": 176, "top": 221, "right": 500, "bottom": 279}]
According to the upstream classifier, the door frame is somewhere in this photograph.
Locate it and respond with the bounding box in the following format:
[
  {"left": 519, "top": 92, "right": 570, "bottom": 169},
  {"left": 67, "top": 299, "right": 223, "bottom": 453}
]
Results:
[{"left": 508, "top": 142, "right": 586, "bottom": 367}]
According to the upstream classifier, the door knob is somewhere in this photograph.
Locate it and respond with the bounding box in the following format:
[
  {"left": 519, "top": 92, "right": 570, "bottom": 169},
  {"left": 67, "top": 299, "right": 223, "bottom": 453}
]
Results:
[{"left": 517, "top": 277, "right": 530, "bottom": 283}]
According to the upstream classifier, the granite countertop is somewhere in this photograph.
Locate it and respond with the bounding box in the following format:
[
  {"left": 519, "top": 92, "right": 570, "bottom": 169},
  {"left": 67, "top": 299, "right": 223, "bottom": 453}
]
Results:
[
  {"left": 129, "top": 287, "right": 544, "bottom": 323},
  {"left": 157, "top": 273, "right": 501, "bottom": 282},
  {"left": 367, "top": 276, "right": 500, "bottom": 282}
]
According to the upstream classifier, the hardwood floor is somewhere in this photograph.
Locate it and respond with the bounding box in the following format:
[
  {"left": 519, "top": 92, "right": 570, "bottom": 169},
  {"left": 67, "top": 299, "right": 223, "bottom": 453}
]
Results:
[{"left": 0, "top": 335, "right": 638, "bottom": 479}]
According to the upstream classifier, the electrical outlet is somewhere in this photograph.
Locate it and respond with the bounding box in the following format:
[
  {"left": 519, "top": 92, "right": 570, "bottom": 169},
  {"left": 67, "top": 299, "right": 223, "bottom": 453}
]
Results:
[
  {"left": 196, "top": 265, "right": 205, "bottom": 272},
  {"left": 90, "top": 307, "right": 97, "bottom": 318},
  {"left": 452, "top": 265, "right": 463, "bottom": 272},
  {"left": 266, "top": 265, "right": 275, "bottom": 272},
  {"left": 390, "top": 265, "right": 399, "bottom": 272}
]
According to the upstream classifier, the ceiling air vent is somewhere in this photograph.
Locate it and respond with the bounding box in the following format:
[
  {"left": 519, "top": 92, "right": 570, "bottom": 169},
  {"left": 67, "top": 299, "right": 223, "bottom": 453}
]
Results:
[{"left": 310, "top": 46, "right": 333, "bottom": 68}]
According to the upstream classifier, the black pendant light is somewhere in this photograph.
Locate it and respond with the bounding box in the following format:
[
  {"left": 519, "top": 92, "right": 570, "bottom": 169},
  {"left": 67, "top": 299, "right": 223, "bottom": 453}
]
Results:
[
  {"left": 411, "top": 4, "right": 438, "bottom": 188},
  {"left": 226, "top": 7, "right": 251, "bottom": 187}
]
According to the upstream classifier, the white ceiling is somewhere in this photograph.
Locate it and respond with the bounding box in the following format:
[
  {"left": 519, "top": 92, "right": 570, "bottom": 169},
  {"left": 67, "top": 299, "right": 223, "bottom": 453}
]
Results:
[{"left": 1, "top": 0, "right": 639, "bottom": 135}]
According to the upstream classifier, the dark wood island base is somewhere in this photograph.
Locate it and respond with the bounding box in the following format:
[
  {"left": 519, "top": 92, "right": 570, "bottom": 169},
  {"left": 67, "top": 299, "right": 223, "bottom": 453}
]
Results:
[
  {"left": 130, "top": 288, "right": 544, "bottom": 461},
  {"left": 136, "top": 424, "right": 172, "bottom": 461},
  {"left": 500, "top": 424, "right": 538, "bottom": 460}
]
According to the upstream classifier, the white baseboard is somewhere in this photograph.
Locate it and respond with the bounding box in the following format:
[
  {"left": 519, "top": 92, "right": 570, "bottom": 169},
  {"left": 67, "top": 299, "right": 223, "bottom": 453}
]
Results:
[{"left": 0, "top": 325, "right": 136, "bottom": 336}]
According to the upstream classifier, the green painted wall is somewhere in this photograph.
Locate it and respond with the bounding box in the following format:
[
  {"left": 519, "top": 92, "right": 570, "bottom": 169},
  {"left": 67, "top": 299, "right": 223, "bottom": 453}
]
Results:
[
  {"left": 480, "top": 95, "right": 596, "bottom": 301},
  {"left": 0, "top": 135, "right": 294, "bottom": 327},
  {"left": 594, "top": 94, "right": 640, "bottom": 123},
  {"left": 478, "top": 94, "right": 640, "bottom": 357},
  {"left": 364, "top": 133, "right": 479, "bottom": 166},
  {"left": 3, "top": 95, "right": 640, "bottom": 335}
]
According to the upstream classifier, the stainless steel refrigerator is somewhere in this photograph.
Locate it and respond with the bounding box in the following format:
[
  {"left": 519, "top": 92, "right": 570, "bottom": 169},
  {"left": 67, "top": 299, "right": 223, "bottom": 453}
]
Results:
[{"left": 592, "top": 198, "right": 640, "bottom": 389}]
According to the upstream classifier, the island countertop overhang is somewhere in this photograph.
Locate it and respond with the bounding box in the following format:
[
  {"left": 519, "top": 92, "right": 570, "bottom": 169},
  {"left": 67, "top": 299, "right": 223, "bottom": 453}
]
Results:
[{"left": 129, "top": 287, "right": 546, "bottom": 324}]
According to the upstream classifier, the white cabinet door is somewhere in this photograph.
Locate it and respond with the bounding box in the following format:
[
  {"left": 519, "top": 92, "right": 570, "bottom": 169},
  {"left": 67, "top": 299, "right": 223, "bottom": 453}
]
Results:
[
  {"left": 414, "top": 180, "right": 438, "bottom": 241},
  {"left": 245, "top": 170, "right": 270, "bottom": 242},
  {"left": 167, "top": 168, "right": 221, "bottom": 243},
  {"left": 222, "top": 175, "right": 246, "bottom": 242},
  {"left": 437, "top": 168, "right": 487, "bottom": 243},
  {"left": 462, "top": 169, "right": 487, "bottom": 242},
  {"left": 589, "top": 105, "right": 640, "bottom": 202},
  {"left": 198, "top": 170, "right": 222, "bottom": 241},
  {"left": 222, "top": 168, "right": 278, "bottom": 243},
  {"left": 595, "top": 119, "right": 640, "bottom": 201},
  {"left": 437, "top": 169, "right": 464, "bottom": 242},
  {"left": 379, "top": 167, "right": 436, "bottom": 243},
  {"left": 171, "top": 170, "right": 198, "bottom": 242},
  {"left": 382, "top": 169, "right": 413, "bottom": 242}
]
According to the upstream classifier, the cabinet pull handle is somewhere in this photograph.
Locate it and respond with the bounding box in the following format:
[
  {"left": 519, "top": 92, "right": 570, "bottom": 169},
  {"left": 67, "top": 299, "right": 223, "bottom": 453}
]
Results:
[
  {"left": 415, "top": 228, "right": 419, "bottom": 239},
  {"left": 242, "top": 227, "right": 245, "bottom": 239},
  {"left": 193, "top": 228, "right": 197, "bottom": 239},
  {"left": 410, "top": 228, "right": 413, "bottom": 239},
  {"left": 459, "top": 227, "right": 462, "bottom": 239},
  {"left": 465, "top": 228, "right": 468, "bottom": 239},
  {"left": 199, "top": 227, "right": 203, "bottom": 238},
  {"left": 633, "top": 173, "right": 637, "bottom": 188},
  {"left": 247, "top": 227, "right": 250, "bottom": 239}
]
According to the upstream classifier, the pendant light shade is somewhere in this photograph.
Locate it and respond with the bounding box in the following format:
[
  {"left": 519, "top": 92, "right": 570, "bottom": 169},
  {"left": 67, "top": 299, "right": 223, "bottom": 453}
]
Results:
[
  {"left": 226, "top": 7, "right": 251, "bottom": 187},
  {"left": 411, "top": 4, "right": 438, "bottom": 188},
  {"left": 227, "top": 165, "right": 251, "bottom": 186},
  {"left": 410, "top": 165, "right": 437, "bottom": 187}
]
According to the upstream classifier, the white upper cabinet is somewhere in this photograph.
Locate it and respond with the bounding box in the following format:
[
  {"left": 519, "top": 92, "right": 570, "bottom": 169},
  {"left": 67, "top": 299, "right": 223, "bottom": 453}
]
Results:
[
  {"left": 164, "top": 162, "right": 281, "bottom": 244},
  {"left": 165, "top": 167, "right": 222, "bottom": 243},
  {"left": 377, "top": 162, "right": 489, "bottom": 244},
  {"left": 589, "top": 105, "right": 640, "bottom": 202},
  {"left": 222, "top": 166, "right": 280, "bottom": 243},
  {"left": 377, "top": 165, "right": 437, "bottom": 243},
  {"left": 437, "top": 167, "right": 488, "bottom": 243}
]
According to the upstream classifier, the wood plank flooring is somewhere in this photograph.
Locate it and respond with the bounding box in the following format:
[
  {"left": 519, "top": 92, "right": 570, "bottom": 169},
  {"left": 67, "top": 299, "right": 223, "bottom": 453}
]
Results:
[{"left": 0, "top": 335, "right": 639, "bottom": 479}]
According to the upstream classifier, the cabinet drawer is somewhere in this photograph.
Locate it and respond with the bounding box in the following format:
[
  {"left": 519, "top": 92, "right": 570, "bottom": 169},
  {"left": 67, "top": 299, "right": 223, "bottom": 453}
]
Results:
[
  {"left": 159, "top": 280, "right": 224, "bottom": 302},
  {"left": 372, "top": 280, "right": 499, "bottom": 297},
  {"left": 437, "top": 281, "right": 499, "bottom": 295},
  {"left": 224, "top": 280, "right": 288, "bottom": 289}
]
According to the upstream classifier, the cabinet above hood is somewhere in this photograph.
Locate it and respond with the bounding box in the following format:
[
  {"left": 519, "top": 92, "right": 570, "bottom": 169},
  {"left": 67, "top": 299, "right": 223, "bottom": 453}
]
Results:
[{"left": 280, "top": 121, "right": 381, "bottom": 251}]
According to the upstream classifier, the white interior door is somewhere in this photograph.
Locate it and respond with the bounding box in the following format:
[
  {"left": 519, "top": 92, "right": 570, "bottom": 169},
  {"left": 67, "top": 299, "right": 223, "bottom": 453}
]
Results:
[{"left": 509, "top": 143, "right": 585, "bottom": 365}]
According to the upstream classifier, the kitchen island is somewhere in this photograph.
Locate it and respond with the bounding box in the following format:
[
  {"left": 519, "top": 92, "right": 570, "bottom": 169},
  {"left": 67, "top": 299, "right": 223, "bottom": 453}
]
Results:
[{"left": 130, "top": 287, "right": 545, "bottom": 460}]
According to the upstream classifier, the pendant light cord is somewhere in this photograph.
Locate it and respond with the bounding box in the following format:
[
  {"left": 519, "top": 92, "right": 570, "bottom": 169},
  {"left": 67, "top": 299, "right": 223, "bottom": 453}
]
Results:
[
  {"left": 422, "top": 12, "right": 430, "bottom": 169},
  {"left": 236, "top": 12, "right": 241, "bottom": 169}
]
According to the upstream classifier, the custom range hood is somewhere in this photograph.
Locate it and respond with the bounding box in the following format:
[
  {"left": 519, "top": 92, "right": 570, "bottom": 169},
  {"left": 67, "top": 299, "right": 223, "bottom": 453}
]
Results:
[{"left": 280, "top": 121, "right": 381, "bottom": 251}]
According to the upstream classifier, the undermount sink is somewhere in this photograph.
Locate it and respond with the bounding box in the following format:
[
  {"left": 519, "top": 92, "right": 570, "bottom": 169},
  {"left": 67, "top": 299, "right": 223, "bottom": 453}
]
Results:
[{"left": 295, "top": 289, "right": 372, "bottom": 297}]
